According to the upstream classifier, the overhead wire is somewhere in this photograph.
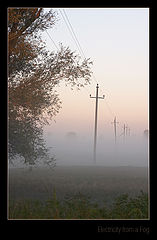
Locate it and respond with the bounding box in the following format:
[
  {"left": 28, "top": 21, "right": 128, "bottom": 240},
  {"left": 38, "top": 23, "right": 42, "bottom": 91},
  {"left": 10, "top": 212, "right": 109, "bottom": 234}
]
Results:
[
  {"left": 45, "top": 29, "right": 59, "bottom": 51},
  {"left": 44, "top": 12, "right": 90, "bottom": 99},
  {"left": 62, "top": 9, "right": 86, "bottom": 59},
  {"left": 43, "top": 9, "right": 131, "bottom": 138},
  {"left": 59, "top": 8, "right": 97, "bottom": 95},
  {"left": 45, "top": 10, "right": 91, "bottom": 97},
  {"left": 59, "top": 9, "right": 84, "bottom": 58},
  {"left": 59, "top": 9, "right": 99, "bottom": 86},
  {"left": 58, "top": 9, "right": 128, "bottom": 134},
  {"left": 104, "top": 99, "right": 115, "bottom": 118},
  {"left": 60, "top": 8, "right": 118, "bottom": 119}
]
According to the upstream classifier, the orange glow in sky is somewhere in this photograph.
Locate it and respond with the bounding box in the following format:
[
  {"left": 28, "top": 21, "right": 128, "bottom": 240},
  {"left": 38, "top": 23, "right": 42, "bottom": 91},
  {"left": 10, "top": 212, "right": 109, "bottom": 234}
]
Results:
[{"left": 42, "top": 8, "right": 149, "bottom": 138}]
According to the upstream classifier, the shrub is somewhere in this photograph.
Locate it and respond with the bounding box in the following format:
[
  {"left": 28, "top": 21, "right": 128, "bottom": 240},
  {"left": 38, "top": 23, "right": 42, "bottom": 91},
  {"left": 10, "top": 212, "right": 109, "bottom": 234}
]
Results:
[{"left": 110, "top": 191, "right": 148, "bottom": 219}]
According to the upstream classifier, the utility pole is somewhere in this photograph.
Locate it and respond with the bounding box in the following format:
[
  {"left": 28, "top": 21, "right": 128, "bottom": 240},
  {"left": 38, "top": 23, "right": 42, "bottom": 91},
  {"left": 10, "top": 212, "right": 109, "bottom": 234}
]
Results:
[
  {"left": 128, "top": 128, "right": 130, "bottom": 136},
  {"left": 126, "top": 125, "right": 128, "bottom": 136},
  {"left": 123, "top": 124, "right": 127, "bottom": 141},
  {"left": 90, "top": 84, "right": 105, "bottom": 164},
  {"left": 111, "top": 117, "right": 119, "bottom": 144}
]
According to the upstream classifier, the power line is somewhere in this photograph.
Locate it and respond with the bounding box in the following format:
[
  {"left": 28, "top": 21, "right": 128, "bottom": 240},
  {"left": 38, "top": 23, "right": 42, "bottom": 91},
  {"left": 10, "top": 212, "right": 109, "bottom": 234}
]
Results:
[
  {"left": 46, "top": 9, "right": 95, "bottom": 98},
  {"left": 63, "top": 9, "right": 86, "bottom": 59},
  {"left": 59, "top": 8, "right": 123, "bottom": 132},
  {"left": 60, "top": 9, "right": 100, "bottom": 86},
  {"left": 59, "top": 9, "right": 85, "bottom": 59},
  {"left": 104, "top": 99, "right": 115, "bottom": 118},
  {"left": 92, "top": 72, "right": 99, "bottom": 85},
  {"left": 83, "top": 85, "right": 91, "bottom": 95},
  {"left": 45, "top": 29, "right": 59, "bottom": 51},
  {"left": 45, "top": 9, "right": 130, "bottom": 138}
]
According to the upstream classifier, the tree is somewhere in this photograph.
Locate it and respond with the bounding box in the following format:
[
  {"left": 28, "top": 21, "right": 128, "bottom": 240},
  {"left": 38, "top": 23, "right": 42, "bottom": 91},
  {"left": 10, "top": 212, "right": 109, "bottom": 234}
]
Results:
[{"left": 8, "top": 8, "right": 92, "bottom": 165}]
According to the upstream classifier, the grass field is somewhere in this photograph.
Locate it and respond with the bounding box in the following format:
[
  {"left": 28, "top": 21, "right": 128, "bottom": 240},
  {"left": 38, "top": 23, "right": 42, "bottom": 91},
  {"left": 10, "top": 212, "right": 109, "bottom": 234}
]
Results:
[{"left": 8, "top": 165, "right": 149, "bottom": 219}]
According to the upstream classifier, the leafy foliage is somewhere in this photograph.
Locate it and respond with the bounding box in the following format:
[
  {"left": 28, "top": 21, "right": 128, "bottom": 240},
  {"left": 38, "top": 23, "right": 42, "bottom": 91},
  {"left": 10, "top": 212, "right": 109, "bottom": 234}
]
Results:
[
  {"left": 109, "top": 191, "right": 148, "bottom": 219},
  {"left": 8, "top": 8, "right": 57, "bottom": 76},
  {"left": 8, "top": 8, "right": 93, "bottom": 165}
]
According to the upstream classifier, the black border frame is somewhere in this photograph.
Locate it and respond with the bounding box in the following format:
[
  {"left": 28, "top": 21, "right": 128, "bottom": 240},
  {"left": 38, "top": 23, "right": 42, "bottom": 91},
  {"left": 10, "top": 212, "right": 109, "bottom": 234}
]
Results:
[{"left": 1, "top": 0, "right": 153, "bottom": 237}]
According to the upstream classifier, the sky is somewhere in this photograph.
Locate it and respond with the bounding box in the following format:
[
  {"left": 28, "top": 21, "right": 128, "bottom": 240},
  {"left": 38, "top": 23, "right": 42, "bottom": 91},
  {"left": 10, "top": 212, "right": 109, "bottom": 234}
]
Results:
[{"left": 40, "top": 8, "right": 149, "bottom": 166}]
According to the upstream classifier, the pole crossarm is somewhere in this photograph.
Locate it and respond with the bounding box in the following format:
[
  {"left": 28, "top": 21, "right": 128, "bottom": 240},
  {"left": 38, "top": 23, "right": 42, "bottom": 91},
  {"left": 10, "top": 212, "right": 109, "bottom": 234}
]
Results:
[
  {"left": 90, "top": 95, "right": 105, "bottom": 99},
  {"left": 111, "top": 117, "right": 119, "bottom": 125}
]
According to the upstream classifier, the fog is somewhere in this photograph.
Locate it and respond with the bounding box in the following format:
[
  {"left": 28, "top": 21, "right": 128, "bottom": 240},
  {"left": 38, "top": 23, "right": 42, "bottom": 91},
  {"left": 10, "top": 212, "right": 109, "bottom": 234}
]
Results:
[{"left": 44, "top": 131, "right": 149, "bottom": 167}]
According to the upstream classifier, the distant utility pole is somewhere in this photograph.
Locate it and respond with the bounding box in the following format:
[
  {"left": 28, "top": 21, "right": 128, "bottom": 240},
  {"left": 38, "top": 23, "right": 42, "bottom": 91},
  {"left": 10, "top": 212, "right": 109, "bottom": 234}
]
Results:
[
  {"left": 126, "top": 125, "right": 128, "bottom": 136},
  {"left": 123, "top": 124, "right": 127, "bottom": 141},
  {"left": 111, "top": 117, "right": 119, "bottom": 144},
  {"left": 128, "top": 127, "right": 131, "bottom": 136},
  {"left": 90, "top": 84, "right": 105, "bottom": 164}
]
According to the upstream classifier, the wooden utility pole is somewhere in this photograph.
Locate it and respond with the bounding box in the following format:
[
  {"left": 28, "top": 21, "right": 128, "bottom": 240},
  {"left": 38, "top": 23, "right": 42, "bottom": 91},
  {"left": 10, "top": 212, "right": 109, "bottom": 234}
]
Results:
[
  {"left": 111, "top": 117, "right": 119, "bottom": 144},
  {"left": 126, "top": 125, "right": 128, "bottom": 136},
  {"left": 90, "top": 84, "right": 105, "bottom": 164},
  {"left": 123, "top": 124, "right": 127, "bottom": 141},
  {"left": 128, "top": 128, "right": 130, "bottom": 136}
]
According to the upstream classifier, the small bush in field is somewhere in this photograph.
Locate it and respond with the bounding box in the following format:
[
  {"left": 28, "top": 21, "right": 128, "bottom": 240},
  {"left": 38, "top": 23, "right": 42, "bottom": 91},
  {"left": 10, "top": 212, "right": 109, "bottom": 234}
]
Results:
[{"left": 110, "top": 191, "right": 148, "bottom": 219}]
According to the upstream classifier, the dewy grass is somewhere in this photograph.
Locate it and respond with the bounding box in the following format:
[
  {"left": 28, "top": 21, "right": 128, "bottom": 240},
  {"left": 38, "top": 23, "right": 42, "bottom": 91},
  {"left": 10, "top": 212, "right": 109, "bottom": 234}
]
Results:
[{"left": 9, "top": 190, "right": 148, "bottom": 219}]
